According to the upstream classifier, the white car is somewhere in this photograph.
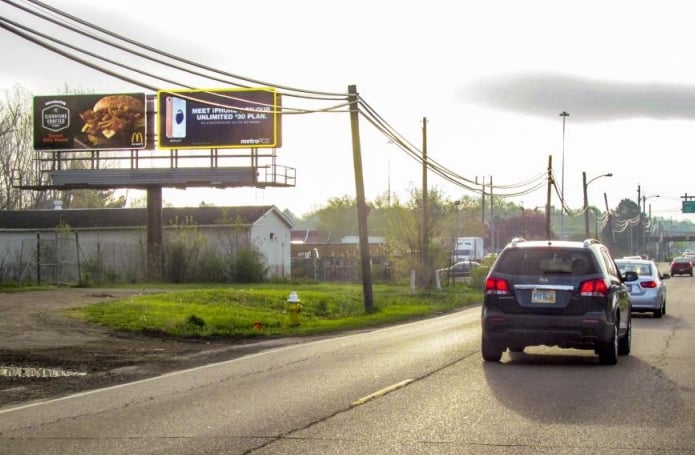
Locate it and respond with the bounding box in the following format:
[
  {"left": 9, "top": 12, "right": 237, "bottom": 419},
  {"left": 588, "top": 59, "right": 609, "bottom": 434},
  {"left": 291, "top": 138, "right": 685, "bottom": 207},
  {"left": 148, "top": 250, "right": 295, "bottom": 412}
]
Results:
[{"left": 615, "top": 258, "right": 669, "bottom": 318}]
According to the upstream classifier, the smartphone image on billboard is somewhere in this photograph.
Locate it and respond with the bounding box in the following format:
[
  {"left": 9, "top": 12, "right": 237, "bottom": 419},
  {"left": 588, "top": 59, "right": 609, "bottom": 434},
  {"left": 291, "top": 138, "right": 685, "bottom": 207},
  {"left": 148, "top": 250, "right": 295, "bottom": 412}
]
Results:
[{"left": 165, "top": 96, "right": 186, "bottom": 138}]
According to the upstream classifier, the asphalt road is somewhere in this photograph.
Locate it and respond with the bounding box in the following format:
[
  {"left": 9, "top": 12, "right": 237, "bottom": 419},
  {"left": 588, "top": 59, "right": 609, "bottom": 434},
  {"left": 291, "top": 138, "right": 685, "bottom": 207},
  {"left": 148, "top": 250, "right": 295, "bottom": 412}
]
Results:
[{"left": 0, "top": 278, "right": 693, "bottom": 454}]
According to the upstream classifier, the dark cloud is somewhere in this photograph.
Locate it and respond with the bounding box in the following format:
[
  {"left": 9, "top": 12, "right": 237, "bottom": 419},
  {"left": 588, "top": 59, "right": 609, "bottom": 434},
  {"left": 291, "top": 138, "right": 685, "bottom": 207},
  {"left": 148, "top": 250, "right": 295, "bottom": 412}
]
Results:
[{"left": 462, "top": 73, "right": 695, "bottom": 122}]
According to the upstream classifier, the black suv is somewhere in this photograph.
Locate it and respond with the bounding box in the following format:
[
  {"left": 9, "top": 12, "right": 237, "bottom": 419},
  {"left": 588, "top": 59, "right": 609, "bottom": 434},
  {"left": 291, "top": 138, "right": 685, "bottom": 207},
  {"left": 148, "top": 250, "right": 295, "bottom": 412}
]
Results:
[{"left": 481, "top": 238, "right": 638, "bottom": 365}]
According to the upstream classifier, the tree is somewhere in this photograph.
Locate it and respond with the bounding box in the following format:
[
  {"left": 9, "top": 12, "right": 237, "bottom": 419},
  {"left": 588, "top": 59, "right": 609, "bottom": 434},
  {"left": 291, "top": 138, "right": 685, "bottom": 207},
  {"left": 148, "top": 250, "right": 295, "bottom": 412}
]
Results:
[
  {"left": 385, "top": 186, "right": 449, "bottom": 288},
  {"left": 453, "top": 195, "right": 487, "bottom": 237},
  {"left": 0, "top": 85, "right": 34, "bottom": 209},
  {"left": 609, "top": 198, "right": 642, "bottom": 257},
  {"left": 311, "top": 195, "right": 358, "bottom": 242},
  {"left": 495, "top": 209, "right": 549, "bottom": 245},
  {"left": 63, "top": 189, "right": 127, "bottom": 209}
]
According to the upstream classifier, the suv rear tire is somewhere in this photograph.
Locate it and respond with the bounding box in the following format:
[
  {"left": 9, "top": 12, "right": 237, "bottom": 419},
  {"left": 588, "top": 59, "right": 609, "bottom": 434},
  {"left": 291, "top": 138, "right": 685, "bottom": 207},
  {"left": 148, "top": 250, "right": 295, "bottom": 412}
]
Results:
[
  {"left": 598, "top": 323, "right": 619, "bottom": 365},
  {"left": 482, "top": 337, "right": 503, "bottom": 362},
  {"left": 618, "top": 318, "right": 631, "bottom": 355}
]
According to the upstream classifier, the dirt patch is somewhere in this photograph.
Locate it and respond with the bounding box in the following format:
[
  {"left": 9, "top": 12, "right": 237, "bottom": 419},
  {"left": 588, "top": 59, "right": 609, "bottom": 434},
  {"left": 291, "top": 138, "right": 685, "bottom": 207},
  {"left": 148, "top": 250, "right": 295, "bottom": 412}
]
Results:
[{"left": 0, "top": 288, "right": 302, "bottom": 408}]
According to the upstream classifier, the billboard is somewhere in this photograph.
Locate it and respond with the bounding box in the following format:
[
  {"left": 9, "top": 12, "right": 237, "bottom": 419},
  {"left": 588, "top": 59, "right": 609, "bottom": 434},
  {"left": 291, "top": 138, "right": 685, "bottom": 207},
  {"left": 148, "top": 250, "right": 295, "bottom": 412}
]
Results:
[
  {"left": 33, "top": 93, "right": 147, "bottom": 151},
  {"left": 157, "top": 87, "right": 281, "bottom": 149}
]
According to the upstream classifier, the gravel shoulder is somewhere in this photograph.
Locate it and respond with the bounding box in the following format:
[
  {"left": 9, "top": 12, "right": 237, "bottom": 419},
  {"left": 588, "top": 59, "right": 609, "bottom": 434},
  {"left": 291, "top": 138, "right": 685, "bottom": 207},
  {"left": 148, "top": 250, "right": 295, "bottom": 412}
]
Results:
[{"left": 0, "top": 288, "right": 303, "bottom": 409}]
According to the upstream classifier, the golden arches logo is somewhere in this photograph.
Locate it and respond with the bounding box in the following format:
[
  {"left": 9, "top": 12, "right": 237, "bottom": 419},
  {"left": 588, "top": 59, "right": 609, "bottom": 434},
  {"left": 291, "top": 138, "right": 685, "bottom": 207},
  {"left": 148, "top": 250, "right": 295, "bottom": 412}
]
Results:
[{"left": 131, "top": 131, "right": 144, "bottom": 145}]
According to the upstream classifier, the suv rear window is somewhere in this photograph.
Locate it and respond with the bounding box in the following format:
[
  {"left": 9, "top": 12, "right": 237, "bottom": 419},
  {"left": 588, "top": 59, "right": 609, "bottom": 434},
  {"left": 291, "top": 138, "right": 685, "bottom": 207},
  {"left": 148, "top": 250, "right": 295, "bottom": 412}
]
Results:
[{"left": 493, "top": 248, "right": 598, "bottom": 276}]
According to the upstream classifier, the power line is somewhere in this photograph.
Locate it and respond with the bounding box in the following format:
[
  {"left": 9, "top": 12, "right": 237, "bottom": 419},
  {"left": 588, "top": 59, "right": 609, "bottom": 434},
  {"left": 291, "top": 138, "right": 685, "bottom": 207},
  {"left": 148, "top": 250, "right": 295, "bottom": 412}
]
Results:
[{"left": 2, "top": 0, "right": 551, "bottom": 204}]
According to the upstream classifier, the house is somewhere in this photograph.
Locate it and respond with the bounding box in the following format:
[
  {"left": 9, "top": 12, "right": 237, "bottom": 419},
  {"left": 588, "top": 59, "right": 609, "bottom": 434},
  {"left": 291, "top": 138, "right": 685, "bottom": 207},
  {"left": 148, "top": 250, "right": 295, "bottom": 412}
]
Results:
[{"left": 0, "top": 205, "right": 293, "bottom": 284}]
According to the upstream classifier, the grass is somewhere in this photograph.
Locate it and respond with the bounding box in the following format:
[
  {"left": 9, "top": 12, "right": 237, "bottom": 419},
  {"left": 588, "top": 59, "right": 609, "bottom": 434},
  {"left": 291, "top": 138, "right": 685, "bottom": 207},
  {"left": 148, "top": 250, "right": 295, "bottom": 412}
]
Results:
[{"left": 62, "top": 282, "right": 483, "bottom": 339}]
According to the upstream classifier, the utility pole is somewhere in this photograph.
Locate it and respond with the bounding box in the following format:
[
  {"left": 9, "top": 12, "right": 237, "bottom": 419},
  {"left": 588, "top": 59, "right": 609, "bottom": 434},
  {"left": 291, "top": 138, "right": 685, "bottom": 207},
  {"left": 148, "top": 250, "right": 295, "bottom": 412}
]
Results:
[
  {"left": 559, "top": 111, "right": 569, "bottom": 239},
  {"left": 480, "top": 177, "right": 486, "bottom": 226},
  {"left": 421, "top": 117, "right": 429, "bottom": 286},
  {"left": 489, "top": 176, "right": 494, "bottom": 251},
  {"left": 546, "top": 155, "right": 553, "bottom": 240},
  {"left": 604, "top": 192, "right": 615, "bottom": 243},
  {"left": 347, "top": 85, "right": 373, "bottom": 312},
  {"left": 583, "top": 171, "right": 590, "bottom": 238}
]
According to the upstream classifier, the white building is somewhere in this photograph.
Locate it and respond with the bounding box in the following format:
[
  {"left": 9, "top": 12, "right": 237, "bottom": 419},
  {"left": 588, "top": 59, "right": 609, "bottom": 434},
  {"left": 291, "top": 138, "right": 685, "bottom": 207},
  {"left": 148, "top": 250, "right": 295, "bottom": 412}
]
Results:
[{"left": 0, "top": 205, "right": 293, "bottom": 284}]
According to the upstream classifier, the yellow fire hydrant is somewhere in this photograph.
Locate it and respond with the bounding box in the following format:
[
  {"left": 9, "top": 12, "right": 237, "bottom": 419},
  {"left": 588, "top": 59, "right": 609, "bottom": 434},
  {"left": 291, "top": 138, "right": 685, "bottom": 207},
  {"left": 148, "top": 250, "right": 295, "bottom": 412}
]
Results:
[{"left": 286, "top": 291, "right": 302, "bottom": 327}]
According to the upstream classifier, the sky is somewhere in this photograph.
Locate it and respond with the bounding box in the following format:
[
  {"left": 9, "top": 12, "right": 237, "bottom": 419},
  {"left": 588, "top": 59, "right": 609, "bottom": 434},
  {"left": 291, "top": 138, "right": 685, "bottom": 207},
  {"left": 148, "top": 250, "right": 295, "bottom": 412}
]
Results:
[{"left": 2, "top": 0, "right": 695, "bottom": 223}]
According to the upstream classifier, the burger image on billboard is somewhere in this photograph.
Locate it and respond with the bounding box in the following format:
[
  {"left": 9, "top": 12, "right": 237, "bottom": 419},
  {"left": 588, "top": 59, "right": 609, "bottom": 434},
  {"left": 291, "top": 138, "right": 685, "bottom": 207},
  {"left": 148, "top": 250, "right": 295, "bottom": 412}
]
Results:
[{"left": 79, "top": 95, "right": 145, "bottom": 147}]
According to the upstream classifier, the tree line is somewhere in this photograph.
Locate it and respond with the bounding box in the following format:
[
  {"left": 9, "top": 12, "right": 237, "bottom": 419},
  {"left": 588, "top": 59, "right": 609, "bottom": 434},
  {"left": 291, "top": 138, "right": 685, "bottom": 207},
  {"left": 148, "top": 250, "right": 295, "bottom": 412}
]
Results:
[{"left": 3, "top": 84, "right": 693, "bottom": 284}]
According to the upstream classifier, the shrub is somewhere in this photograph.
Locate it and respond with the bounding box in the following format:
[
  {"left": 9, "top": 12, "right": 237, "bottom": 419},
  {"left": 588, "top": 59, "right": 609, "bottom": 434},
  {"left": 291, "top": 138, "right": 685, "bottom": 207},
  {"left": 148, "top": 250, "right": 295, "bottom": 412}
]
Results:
[{"left": 230, "top": 246, "right": 268, "bottom": 283}]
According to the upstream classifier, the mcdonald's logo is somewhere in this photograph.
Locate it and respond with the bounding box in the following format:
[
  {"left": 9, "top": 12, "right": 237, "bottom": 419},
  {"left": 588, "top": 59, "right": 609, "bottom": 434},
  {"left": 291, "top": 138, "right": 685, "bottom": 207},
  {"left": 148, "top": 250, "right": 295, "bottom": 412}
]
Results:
[{"left": 131, "top": 131, "right": 145, "bottom": 146}]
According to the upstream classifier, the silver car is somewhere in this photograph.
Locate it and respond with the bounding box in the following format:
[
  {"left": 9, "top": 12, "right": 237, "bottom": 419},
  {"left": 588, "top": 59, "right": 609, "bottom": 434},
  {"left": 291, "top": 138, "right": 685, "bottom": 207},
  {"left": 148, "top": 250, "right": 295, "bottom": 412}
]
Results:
[{"left": 615, "top": 259, "right": 669, "bottom": 318}]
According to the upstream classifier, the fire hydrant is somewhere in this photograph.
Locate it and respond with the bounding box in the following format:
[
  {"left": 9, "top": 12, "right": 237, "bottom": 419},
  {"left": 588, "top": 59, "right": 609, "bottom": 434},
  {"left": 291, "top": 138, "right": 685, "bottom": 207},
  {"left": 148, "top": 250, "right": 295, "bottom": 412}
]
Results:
[{"left": 286, "top": 291, "right": 302, "bottom": 327}]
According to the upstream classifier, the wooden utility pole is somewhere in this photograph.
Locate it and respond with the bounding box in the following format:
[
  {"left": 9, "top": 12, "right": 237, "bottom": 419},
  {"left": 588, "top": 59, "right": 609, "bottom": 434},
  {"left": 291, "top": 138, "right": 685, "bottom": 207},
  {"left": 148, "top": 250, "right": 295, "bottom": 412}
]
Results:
[
  {"left": 546, "top": 155, "right": 553, "bottom": 240},
  {"left": 421, "top": 117, "right": 428, "bottom": 285},
  {"left": 489, "top": 176, "right": 494, "bottom": 251},
  {"left": 347, "top": 85, "right": 374, "bottom": 312}
]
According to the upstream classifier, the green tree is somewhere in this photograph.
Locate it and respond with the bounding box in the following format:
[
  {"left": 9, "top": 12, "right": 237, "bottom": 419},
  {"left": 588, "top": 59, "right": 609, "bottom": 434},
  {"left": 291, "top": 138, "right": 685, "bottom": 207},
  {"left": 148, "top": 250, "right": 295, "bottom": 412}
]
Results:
[
  {"left": 312, "top": 195, "right": 358, "bottom": 242},
  {"left": 453, "top": 195, "right": 487, "bottom": 237},
  {"left": 63, "top": 189, "right": 127, "bottom": 209},
  {"left": 385, "top": 186, "right": 449, "bottom": 288},
  {"left": 495, "top": 209, "right": 549, "bottom": 245},
  {"left": 609, "top": 198, "right": 642, "bottom": 257}
]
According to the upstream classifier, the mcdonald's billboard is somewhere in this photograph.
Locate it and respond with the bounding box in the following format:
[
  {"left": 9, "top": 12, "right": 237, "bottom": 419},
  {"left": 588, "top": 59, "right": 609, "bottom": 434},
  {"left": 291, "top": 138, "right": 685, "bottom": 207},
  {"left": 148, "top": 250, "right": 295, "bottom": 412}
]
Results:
[
  {"left": 156, "top": 87, "right": 282, "bottom": 149},
  {"left": 33, "top": 93, "right": 147, "bottom": 151}
]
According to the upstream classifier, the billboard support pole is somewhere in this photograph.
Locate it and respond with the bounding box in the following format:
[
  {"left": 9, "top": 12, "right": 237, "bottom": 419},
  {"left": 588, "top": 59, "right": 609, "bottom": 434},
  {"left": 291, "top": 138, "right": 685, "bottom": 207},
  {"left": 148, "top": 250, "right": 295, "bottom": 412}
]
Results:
[{"left": 146, "top": 186, "right": 163, "bottom": 280}]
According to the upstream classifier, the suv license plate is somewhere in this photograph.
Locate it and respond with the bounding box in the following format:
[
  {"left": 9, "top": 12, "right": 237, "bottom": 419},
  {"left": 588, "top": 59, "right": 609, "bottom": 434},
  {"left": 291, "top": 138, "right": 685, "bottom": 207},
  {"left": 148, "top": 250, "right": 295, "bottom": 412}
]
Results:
[{"left": 532, "top": 289, "right": 556, "bottom": 304}]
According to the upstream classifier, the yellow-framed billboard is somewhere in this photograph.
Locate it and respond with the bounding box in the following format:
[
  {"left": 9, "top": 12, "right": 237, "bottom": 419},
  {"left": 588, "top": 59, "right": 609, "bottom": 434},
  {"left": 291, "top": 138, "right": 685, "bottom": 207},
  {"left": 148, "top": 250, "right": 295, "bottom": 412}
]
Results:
[{"left": 157, "top": 87, "right": 281, "bottom": 149}]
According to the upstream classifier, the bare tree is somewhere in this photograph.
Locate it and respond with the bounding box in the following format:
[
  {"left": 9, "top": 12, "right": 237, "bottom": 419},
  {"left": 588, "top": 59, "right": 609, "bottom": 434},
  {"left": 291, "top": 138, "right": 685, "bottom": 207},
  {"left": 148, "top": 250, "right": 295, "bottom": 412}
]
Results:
[{"left": 0, "top": 85, "right": 35, "bottom": 209}]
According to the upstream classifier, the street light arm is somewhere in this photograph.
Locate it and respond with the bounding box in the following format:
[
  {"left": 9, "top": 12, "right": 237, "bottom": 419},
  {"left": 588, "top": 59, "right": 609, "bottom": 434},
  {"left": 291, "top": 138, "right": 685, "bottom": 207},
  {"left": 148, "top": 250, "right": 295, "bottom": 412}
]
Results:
[
  {"left": 587, "top": 173, "right": 613, "bottom": 186},
  {"left": 583, "top": 172, "right": 613, "bottom": 238}
]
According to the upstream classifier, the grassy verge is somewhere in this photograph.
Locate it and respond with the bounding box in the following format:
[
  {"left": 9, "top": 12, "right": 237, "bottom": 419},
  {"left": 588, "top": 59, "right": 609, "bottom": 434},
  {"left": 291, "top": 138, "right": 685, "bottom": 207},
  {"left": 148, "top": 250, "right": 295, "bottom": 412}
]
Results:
[{"left": 63, "top": 283, "right": 483, "bottom": 339}]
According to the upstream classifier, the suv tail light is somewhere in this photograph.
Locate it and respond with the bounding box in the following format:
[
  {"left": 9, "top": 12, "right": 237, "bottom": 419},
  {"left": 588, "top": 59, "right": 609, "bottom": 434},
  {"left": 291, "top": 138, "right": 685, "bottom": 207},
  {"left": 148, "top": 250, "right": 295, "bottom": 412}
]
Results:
[
  {"left": 485, "top": 277, "right": 510, "bottom": 295},
  {"left": 579, "top": 279, "right": 608, "bottom": 297},
  {"left": 640, "top": 280, "right": 657, "bottom": 289}
]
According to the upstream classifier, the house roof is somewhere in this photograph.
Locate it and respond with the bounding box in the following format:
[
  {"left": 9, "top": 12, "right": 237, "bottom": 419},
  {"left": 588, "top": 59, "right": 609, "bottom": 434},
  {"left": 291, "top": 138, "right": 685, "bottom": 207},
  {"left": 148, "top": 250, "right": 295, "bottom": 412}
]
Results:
[{"left": 0, "top": 205, "right": 294, "bottom": 230}]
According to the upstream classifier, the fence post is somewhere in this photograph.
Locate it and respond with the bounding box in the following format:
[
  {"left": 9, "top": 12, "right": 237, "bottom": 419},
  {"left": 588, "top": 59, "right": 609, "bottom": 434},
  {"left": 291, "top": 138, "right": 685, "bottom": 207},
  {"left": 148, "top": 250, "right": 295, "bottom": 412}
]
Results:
[
  {"left": 75, "top": 231, "right": 81, "bottom": 286},
  {"left": 36, "top": 232, "right": 41, "bottom": 286}
]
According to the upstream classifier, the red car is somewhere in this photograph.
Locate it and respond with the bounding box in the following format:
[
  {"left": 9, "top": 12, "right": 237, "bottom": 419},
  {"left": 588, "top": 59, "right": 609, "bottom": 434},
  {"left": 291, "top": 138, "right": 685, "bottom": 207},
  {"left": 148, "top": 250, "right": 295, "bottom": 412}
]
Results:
[{"left": 670, "top": 257, "right": 693, "bottom": 277}]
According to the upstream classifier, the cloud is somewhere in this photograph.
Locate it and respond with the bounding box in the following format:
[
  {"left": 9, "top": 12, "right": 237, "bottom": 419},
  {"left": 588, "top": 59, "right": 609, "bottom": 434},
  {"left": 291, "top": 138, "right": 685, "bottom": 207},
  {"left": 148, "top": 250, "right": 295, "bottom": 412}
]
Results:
[{"left": 462, "top": 73, "right": 695, "bottom": 122}]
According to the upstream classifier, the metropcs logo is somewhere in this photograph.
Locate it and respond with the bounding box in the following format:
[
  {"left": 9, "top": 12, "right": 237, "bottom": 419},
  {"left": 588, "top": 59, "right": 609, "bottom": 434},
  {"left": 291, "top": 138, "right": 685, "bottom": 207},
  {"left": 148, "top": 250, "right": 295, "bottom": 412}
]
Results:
[
  {"left": 41, "top": 101, "right": 70, "bottom": 132},
  {"left": 240, "top": 138, "right": 272, "bottom": 145}
]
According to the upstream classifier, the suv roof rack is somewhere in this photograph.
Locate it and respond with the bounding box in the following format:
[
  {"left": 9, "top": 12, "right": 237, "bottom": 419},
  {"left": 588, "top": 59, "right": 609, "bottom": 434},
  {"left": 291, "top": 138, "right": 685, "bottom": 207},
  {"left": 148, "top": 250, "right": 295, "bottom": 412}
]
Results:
[{"left": 583, "top": 238, "right": 602, "bottom": 247}]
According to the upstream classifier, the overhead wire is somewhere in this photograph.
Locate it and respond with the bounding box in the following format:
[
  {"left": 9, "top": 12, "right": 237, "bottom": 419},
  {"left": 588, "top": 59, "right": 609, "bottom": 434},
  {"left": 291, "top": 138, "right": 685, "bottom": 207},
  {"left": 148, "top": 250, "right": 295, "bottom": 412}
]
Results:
[
  {"left": 15, "top": 0, "right": 349, "bottom": 100},
  {"left": 358, "top": 97, "right": 548, "bottom": 197},
  {"left": 1, "top": 0, "right": 352, "bottom": 116},
  {"left": 2, "top": 0, "right": 552, "bottom": 204}
]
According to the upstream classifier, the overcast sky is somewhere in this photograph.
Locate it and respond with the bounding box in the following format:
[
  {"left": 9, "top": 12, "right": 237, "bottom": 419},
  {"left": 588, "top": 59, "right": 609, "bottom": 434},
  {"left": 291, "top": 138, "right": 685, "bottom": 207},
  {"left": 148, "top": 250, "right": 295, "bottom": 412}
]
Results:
[{"left": 2, "top": 0, "right": 694, "bottom": 223}]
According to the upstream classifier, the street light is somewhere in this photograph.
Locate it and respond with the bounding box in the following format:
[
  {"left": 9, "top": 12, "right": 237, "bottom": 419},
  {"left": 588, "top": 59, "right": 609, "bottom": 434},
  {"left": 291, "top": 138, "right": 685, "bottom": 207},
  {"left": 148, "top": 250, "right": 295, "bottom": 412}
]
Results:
[
  {"left": 642, "top": 194, "right": 660, "bottom": 213},
  {"left": 559, "top": 111, "right": 570, "bottom": 239},
  {"left": 641, "top": 194, "right": 660, "bottom": 257},
  {"left": 583, "top": 171, "right": 613, "bottom": 238}
]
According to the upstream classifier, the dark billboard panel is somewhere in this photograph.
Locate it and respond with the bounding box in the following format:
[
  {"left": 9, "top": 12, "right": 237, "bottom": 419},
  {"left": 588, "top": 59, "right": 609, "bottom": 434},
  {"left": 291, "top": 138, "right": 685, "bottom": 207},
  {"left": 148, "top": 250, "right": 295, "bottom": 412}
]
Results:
[
  {"left": 156, "top": 87, "right": 282, "bottom": 149},
  {"left": 33, "top": 93, "right": 147, "bottom": 151}
]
